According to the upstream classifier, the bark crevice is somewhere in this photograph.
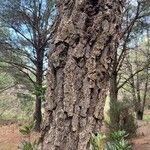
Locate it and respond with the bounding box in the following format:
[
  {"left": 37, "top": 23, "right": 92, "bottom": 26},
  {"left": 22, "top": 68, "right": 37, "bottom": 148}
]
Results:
[{"left": 37, "top": 0, "right": 124, "bottom": 149}]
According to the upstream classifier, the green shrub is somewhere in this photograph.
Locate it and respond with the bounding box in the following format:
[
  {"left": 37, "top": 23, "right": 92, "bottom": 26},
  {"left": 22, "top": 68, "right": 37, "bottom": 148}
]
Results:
[
  {"left": 108, "top": 99, "right": 137, "bottom": 137},
  {"left": 90, "top": 130, "right": 131, "bottom": 150},
  {"left": 19, "top": 121, "right": 35, "bottom": 136},
  {"left": 106, "top": 130, "right": 131, "bottom": 150},
  {"left": 19, "top": 121, "right": 36, "bottom": 150},
  {"left": 90, "top": 133, "right": 106, "bottom": 150},
  {"left": 19, "top": 141, "right": 35, "bottom": 150}
]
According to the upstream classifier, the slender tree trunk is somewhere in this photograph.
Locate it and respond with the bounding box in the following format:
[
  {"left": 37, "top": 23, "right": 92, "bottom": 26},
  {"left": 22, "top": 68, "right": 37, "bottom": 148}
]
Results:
[
  {"left": 109, "top": 51, "right": 120, "bottom": 130},
  {"left": 137, "top": 65, "right": 149, "bottom": 121},
  {"left": 135, "top": 50, "right": 143, "bottom": 120},
  {"left": 38, "top": 1, "right": 123, "bottom": 149},
  {"left": 110, "top": 51, "right": 118, "bottom": 102},
  {"left": 34, "top": 50, "right": 44, "bottom": 131},
  {"left": 34, "top": 94, "right": 42, "bottom": 131},
  {"left": 109, "top": 55, "right": 119, "bottom": 129},
  {"left": 110, "top": 73, "right": 118, "bottom": 102},
  {"left": 34, "top": 67, "right": 42, "bottom": 131}
]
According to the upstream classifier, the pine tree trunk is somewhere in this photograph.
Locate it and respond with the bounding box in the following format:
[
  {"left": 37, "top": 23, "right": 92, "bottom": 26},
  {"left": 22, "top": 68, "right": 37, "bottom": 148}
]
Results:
[
  {"left": 34, "top": 54, "right": 44, "bottom": 131},
  {"left": 110, "top": 51, "right": 118, "bottom": 102},
  {"left": 34, "top": 94, "right": 42, "bottom": 131},
  {"left": 109, "top": 75, "right": 119, "bottom": 130},
  {"left": 38, "top": 0, "right": 124, "bottom": 149}
]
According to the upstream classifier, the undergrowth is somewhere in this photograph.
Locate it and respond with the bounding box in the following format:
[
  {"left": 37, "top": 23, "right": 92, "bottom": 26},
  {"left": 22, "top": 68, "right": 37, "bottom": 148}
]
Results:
[{"left": 90, "top": 130, "right": 131, "bottom": 150}]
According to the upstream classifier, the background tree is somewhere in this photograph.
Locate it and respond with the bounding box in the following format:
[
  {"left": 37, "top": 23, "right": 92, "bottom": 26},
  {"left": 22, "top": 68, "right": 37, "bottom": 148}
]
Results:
[
  {"left": 38, "top": 1, "right": 124, "bottom": 149},
  {"left": 122, "top": 29, "right": 150, "bottom": 120},
  {"left": 109, "top": 0, "right": 150, "bottom": 130},
  {"left": 0, "top": 0, "right": 55, "bottom": 131}
]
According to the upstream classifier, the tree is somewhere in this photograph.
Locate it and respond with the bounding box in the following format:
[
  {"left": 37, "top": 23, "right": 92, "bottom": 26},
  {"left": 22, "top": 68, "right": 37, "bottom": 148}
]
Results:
[
  {"left": 123, "top": 30, "right": 150, "bottom": 120},
  {"left": 0, "top": 0, "right": 55, "bottom": 131},
  {"left": 38, "top": 1, "right": 124, "bottom": 149},
  {"left": 0, "top": 27, "right": 13, "bottom": 89},
  {"left": 109, "top": 0, "right": 150, "bottom": 129}
]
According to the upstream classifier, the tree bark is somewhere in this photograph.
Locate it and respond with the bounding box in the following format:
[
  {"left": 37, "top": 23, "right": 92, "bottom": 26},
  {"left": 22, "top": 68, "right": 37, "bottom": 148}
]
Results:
[
  {"left": 34, "top": 49, "right": 44, "bottom": 131},
  {"left": 110, "top": 51, "right": 118, "bottom": 102},
  {"left": 34, "top": 94, "right": 42, "bottom": 131},
  {"left": 38, "top": 0, "right": 123, "bottom": 149}
]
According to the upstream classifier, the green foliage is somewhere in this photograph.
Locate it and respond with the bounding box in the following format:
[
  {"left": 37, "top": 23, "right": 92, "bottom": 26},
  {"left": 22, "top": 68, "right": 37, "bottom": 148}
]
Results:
[
  {"left": 19, "top": 141, "right": 35, "bottom": 150},
  {"left": 107, "top": 130, "right": 128, "bottom": 142},
  {"left": 106, "top": 139, "right": 130, "bottom": 150},
  {"left": 106, "top": 130, "right": 131, "bottom": 150},
  {"left": 0, "top": 0, "right": 55, "bottom": 89},
  {"left": 90, "top": 131, "right": 131, "bottom": 150},
  {"left": 90, "top": 133, "right": 106, "bottom": 150},
  {"left": 19, "top": 121, "right": 36, "bottom": 150},
  {"left": 33, "top": 84, "right": 46, "bottom": 101},
  {"left": 19, "top": 121, "right": 35, "bottom": 136}
]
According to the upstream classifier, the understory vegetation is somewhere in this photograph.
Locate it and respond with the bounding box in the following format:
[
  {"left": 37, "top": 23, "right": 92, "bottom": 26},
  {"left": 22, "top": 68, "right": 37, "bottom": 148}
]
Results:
[{"left": 90, "top": 130, "right": 131, "bottom": 150}]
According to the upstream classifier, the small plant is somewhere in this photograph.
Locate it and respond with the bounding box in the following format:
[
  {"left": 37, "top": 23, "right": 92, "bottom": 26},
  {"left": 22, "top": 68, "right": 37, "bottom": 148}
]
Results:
[
  {"left": 105, "top": 130, "right": 131, "bottom": 150},
  {"left": 90, "top": 130, "right": 131, "bottom": 150},
  {"left": 19, "top": 141, "right": 35, "bottom": 150},
  {"left": 108, "top": 130, "right": 128, "bottom": 141},
  {"left": 19, "top": 121, "right": 36, "bottom": 150},
  {"left": 33, "top": 84, "right": 46, "bottom": 101},
  {"left": 90, "top": 133, "right": 106, "bottom": 150}
]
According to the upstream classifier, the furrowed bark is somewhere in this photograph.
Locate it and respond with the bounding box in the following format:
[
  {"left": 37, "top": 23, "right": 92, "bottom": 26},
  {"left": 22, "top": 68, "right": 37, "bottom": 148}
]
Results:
[{"left": 38, "top": 0, "right": 124, "bottom": 149}]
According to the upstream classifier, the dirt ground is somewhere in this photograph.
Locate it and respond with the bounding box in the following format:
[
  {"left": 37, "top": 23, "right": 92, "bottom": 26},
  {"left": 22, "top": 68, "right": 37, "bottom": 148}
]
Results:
[
  {"left": 0, "top": 120, "right": 150, "bottom": 150},
  {"left": 0, "top": 124, "right": 21, "bottom": 150},
  {"left": 132, "top": 120, "right": 150, "bottom": 150},
  {"left": 0, "top": 123, "right": 39, "bottom": 150}
]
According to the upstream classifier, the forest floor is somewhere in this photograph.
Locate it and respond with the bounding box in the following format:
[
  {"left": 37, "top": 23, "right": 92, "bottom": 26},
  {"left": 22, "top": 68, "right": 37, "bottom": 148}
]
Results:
[
  {"left": 0, "top": 123, "right": 22, "bottom": 150},
  {"left": 132, "top": 121, "right": 150, "bottom": 150},
  {"left": 0, "top": 114, "right": 150, "bottom": 150},
  {"left": 0, "top": 123, "right": 39, "bottom": 150}
]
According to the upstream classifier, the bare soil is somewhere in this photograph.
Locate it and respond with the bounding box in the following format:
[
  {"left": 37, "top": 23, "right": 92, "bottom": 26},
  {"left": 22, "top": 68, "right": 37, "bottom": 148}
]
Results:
[
  {"left": 0, "top": 123, "right": 39, "bottom": 150},
  {"left": 0, "top": 124, "right": 21, "bottom": 150},
  {"left": 132, "top": 121, "right": 150, "bottom": 150}
]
